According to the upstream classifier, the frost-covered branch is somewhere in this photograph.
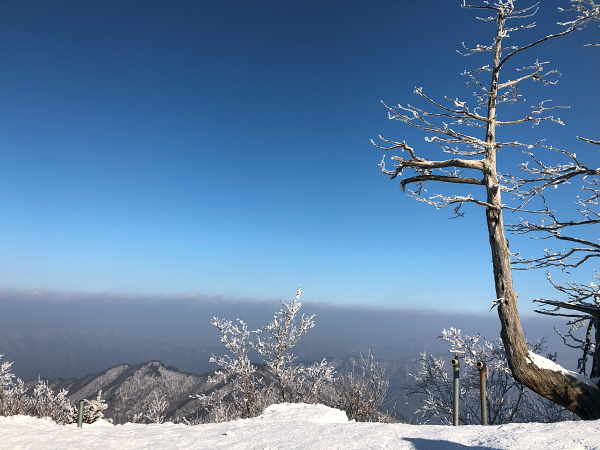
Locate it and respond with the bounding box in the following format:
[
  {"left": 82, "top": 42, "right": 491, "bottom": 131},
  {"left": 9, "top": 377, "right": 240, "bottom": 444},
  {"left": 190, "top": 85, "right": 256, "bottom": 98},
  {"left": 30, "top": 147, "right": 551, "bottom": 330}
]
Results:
[
  {"left": 404, "top": 328, "right": 577, "bottom": 424},
  {"left": 506, "top": 141, "right": 600, "bottom": 271},
  {"left": 253, "top": 286, "right": 333, "bottom": 404},
  {"left": 559, "top": 0, "right": 600, "bottom": 40},
  {"left": 533, "top": 272, "right": 600, "bottom": 378},
  {"left": 334, "top": 352, "right": 390, "bottom": 422},
  {"left": 209, "top": 317, "right": 272, "bottom": 419}
]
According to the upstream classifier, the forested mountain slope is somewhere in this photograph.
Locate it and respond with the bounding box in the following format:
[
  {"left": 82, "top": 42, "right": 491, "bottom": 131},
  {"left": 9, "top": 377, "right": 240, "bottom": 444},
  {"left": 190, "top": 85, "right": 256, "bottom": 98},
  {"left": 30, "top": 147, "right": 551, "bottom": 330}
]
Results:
[{"left": 26, "top": 357, "right": 422, "bottom": 424}]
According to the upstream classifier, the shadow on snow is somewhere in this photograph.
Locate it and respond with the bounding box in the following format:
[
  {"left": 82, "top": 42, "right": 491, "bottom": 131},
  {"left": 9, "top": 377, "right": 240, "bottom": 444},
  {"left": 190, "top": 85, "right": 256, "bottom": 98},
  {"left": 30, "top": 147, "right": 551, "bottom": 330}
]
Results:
[{"left": 401, "top": 437, "right": 497, "bottom": 450}]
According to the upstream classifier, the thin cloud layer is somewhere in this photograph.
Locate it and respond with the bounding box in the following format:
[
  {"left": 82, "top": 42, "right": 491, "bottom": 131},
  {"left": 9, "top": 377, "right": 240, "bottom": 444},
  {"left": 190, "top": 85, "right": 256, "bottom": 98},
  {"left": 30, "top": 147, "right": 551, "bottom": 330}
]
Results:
[{"left": 0, "top": 289, "right": 581, "bottom": 368}]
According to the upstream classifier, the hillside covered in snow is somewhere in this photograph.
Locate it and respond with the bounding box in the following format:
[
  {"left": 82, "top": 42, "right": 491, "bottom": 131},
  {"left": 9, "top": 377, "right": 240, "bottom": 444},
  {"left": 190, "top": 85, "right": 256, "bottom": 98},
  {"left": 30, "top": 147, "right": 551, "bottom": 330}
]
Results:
[{"left": 1, "top": 403, "right": 598, "bottom": 450}]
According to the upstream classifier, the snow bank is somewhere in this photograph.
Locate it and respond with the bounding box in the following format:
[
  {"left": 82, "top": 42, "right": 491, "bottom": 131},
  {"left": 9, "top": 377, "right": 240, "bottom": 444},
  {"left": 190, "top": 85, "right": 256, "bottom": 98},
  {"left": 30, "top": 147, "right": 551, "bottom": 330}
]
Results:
[
  {"left": 1, "top": 403, "right": 600, "bottom": 450},
  {"left": 257, "top": 403, "right": 349, "bottom": 423},
  {"left": 527, "top": 351, "right": 600, "bottom": 389}
]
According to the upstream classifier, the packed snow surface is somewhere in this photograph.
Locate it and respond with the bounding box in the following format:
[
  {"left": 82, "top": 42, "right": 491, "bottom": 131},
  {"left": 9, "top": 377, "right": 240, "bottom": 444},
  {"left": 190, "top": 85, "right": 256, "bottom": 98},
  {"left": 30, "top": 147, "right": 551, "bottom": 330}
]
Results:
[{"left": 2, "top": 403, "right": 600, "bottom": 450}]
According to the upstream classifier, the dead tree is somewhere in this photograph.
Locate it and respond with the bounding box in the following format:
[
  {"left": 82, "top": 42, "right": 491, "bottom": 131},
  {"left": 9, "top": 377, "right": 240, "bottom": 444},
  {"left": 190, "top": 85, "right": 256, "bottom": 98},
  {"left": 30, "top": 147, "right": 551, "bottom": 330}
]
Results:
[
  {"left": 501, "top": 0, "right": 600, "bottom": 382},
  {"left": 373, "top": 1, "right": 600, "bottom": 419}
]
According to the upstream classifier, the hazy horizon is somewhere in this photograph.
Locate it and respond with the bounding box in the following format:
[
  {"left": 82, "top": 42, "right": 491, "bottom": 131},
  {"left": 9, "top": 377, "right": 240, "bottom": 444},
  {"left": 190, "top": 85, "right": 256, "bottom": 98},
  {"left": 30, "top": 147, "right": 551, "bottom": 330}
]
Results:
[{"left": 0, "top": 288, "right": 582, "bottom": 375}]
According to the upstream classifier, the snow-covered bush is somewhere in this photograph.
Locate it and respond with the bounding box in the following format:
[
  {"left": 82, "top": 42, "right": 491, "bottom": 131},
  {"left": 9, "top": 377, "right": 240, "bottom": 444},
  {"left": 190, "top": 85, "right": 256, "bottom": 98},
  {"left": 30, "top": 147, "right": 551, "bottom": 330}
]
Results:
[
  {"left": 334, "top": 352, "right": 390, "bottom": 422},
  {"left": 0, "top": 356, "right": 27, "bottom": 416},
  {"left": 254, "top": 287, "right": 335, "bottom": 404},
  {"left": 28, "top": 379, "right": 75, "bottom": 424},
  {"left": 191, "top": 388, "right": 241, "bottom": 423},
  {"left": 197, "top": 287, "right": 391, "bottom": 424},
  {"left": 404, "top": 328, "right": 578, "bottom": 424},
  {"left": 0, "top": 354, "right": 108, "bottom": 425},
  {"left": 74, "top": 390, "right": 110, "bottom": 424},
  {"left": 207, "top": 317, "right": 277, "bottom": 419},
  {"left": 144, "top": 391, "right": 168, "bottom": 424},
  {"left": 203, "top": 286, "right": 334, "bottom": 421}
]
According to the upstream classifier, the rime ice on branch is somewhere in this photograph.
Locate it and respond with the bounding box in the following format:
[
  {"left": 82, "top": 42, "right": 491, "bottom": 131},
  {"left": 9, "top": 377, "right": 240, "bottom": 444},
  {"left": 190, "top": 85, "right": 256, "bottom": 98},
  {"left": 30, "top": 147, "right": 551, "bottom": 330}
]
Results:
[
  {"left": 404, "top": 328, "right": 577, "bottom": 424},
  {"left": 372, "top": 0, "right": 600, "bottom": 419}
]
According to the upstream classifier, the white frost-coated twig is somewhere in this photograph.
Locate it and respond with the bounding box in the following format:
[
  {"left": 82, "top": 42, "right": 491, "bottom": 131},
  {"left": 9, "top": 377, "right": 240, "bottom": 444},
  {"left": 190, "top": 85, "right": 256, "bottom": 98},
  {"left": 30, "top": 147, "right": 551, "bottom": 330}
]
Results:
[
  {"left": 404, "top": 327, "right": 577, "bottom": 424},
  {"left": 373, "top": 1, "right": 586, "bottom": 218},
  {"left": 506, "top": 139, "right": 600, "bottom": 272}
]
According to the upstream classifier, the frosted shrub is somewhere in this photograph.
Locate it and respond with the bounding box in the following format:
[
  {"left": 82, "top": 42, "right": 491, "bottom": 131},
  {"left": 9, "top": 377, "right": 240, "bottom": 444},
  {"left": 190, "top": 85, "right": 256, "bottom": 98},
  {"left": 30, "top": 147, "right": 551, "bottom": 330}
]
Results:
[
  {"left": 405, "top": 328, "right": 578, "bottom": 424},
  {"left": 28, "top": 379, "right": 75, "bottom": 424},
  {"left": 334, "top": 352, "right": 390, "bottom": 422},
  {"left": 254, "top": 287, "right": 335, "bottom": 404},
  {"left": 193, "top": 287, "right": 390, "bottom": 424},
  {"left": 201, "top": 286, "right": 334, "bottom": 421},
  {"left": 73, "top": 390, "right": 110, "bottom": 424},
  {"left": 192, "top": 388, "right": 239, "bottom": 423},
  {"left": 0, "top": 356, "right": 27, "bottom": 416},
  {"left": 0, "top": 354, "right": 109, "bottom": 425},
  {"left": 207, "top": 317, "right": 276, "bottom": 419},
  {"left": 144, "top": 391, "right": 168, "bottom": 424}
]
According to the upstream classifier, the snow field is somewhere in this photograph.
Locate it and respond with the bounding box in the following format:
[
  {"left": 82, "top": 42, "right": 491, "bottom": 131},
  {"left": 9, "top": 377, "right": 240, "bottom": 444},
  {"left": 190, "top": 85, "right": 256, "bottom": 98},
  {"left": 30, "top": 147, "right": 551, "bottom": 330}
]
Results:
[{"left": 1, "top": 403, "right": 598, "bottom": 450}]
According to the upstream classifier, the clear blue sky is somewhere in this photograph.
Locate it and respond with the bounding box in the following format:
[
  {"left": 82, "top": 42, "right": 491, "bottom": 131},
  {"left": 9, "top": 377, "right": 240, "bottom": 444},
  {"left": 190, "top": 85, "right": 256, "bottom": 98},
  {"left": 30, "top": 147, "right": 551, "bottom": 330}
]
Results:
[{"left": 0, "top": 0, "right": 597, "bottom": 313}]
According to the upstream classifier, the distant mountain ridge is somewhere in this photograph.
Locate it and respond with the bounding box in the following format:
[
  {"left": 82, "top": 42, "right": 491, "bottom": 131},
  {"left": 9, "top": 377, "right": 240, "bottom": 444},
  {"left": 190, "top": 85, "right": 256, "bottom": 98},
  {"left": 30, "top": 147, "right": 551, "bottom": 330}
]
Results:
[
  {"left": 0, "top": 329, "right": 222, "bottom": 381},
  {"left": 34, "top": 360, "right": 218, "bottom": 424},
  {"left": 0, "top": 328, "right": 448, "bottom": 382},
  {"left": 1, "top": 329, "right": 443, "bottom": 423},
  {"left": 24, "top": 356, "right": 424, "bottom": 424}
]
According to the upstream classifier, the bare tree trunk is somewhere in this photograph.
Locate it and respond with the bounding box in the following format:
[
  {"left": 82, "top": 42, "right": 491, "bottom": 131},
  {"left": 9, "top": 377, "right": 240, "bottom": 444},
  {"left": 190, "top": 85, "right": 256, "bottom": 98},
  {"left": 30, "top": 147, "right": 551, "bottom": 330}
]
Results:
[
  {"left": 593, "top": 323, "right": 600, "bottom": 379},
  {"left": 489, "top": 206, "right": 600, "bottom": 418},
  {"left": 482, "top": 15, "right": 600, "bottom": 420}
]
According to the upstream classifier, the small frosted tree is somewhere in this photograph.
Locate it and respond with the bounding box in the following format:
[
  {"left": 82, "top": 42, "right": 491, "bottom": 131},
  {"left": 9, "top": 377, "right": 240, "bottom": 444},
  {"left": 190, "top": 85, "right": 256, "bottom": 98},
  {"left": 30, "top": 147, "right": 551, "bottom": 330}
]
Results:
[
  {"left": 254, "top": 286, "right": 335, "bottom": 404},
  {"left": 0, "top": 356, "right": 26, "bottom": 416},
  {"left": 27, "top": 380, "right": 75, "bottom": 424},
  {"left": 191, "top": 388, "right": 238, "bottom": 423},
  {"left": 144, "top": 391, "right": 168, "bottom": 424},
  {"left": 201, "top": 286, "right": 392, "bottom": 423},
  {"left": 208, "top": 316, "right": 275, "bottom": 419},
  {"left": 334, "top": 352, "right": 390, "bottom": 422},
  {"left": 72, "top": 390, "right": 110, "bottom": 424},
  {"left": 205, "top": 287, "right": 332, "bottom": 420}
]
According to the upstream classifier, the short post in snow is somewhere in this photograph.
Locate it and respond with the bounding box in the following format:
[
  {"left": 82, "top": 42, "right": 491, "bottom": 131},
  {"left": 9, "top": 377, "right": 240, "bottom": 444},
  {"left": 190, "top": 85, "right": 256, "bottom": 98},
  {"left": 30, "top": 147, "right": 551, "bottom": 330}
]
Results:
[
  {"left": 450, "top": 350, "right": 464, "bottom": 426},
  {"left": 476, "top": 361, "right": 488, "bottom": 426},
  {"left": 77, "top": 400, "right": 84, "bottom": 428}
]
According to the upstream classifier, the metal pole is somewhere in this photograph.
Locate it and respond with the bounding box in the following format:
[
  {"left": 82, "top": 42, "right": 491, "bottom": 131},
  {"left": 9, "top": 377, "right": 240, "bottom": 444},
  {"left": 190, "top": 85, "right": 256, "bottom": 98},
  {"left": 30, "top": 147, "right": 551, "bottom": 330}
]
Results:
[
  {"left": 451, "top": 357, "right": 460, "bottom": 426},
  {"left": 476, "top": 361, "right": 488, "bottom": 426},
  {"left": 77, "top": 400, "right": 84, "bottom": 428}
]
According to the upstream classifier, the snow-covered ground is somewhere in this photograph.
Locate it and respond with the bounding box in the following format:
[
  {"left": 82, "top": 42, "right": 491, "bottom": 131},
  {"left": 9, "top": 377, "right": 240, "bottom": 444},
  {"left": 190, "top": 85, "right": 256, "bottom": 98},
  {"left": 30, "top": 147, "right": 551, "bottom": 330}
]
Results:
[{"left": 1, "top": 403, "right": 598, "bottom": 450}]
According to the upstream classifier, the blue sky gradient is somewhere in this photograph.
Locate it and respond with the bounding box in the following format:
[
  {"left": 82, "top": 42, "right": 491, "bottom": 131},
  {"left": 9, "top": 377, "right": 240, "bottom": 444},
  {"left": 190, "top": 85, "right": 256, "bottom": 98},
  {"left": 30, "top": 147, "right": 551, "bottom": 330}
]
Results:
[{"left": 0, "top": 0, "right": 597, "bottom": 313}]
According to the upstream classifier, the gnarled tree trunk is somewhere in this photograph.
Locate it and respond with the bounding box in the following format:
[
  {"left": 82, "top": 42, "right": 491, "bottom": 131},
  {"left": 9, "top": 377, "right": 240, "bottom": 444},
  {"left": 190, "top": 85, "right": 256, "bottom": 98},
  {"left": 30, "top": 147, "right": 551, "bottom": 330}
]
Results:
[{"left": 483, "top": 12, "right": 600, "bottom": 420}]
